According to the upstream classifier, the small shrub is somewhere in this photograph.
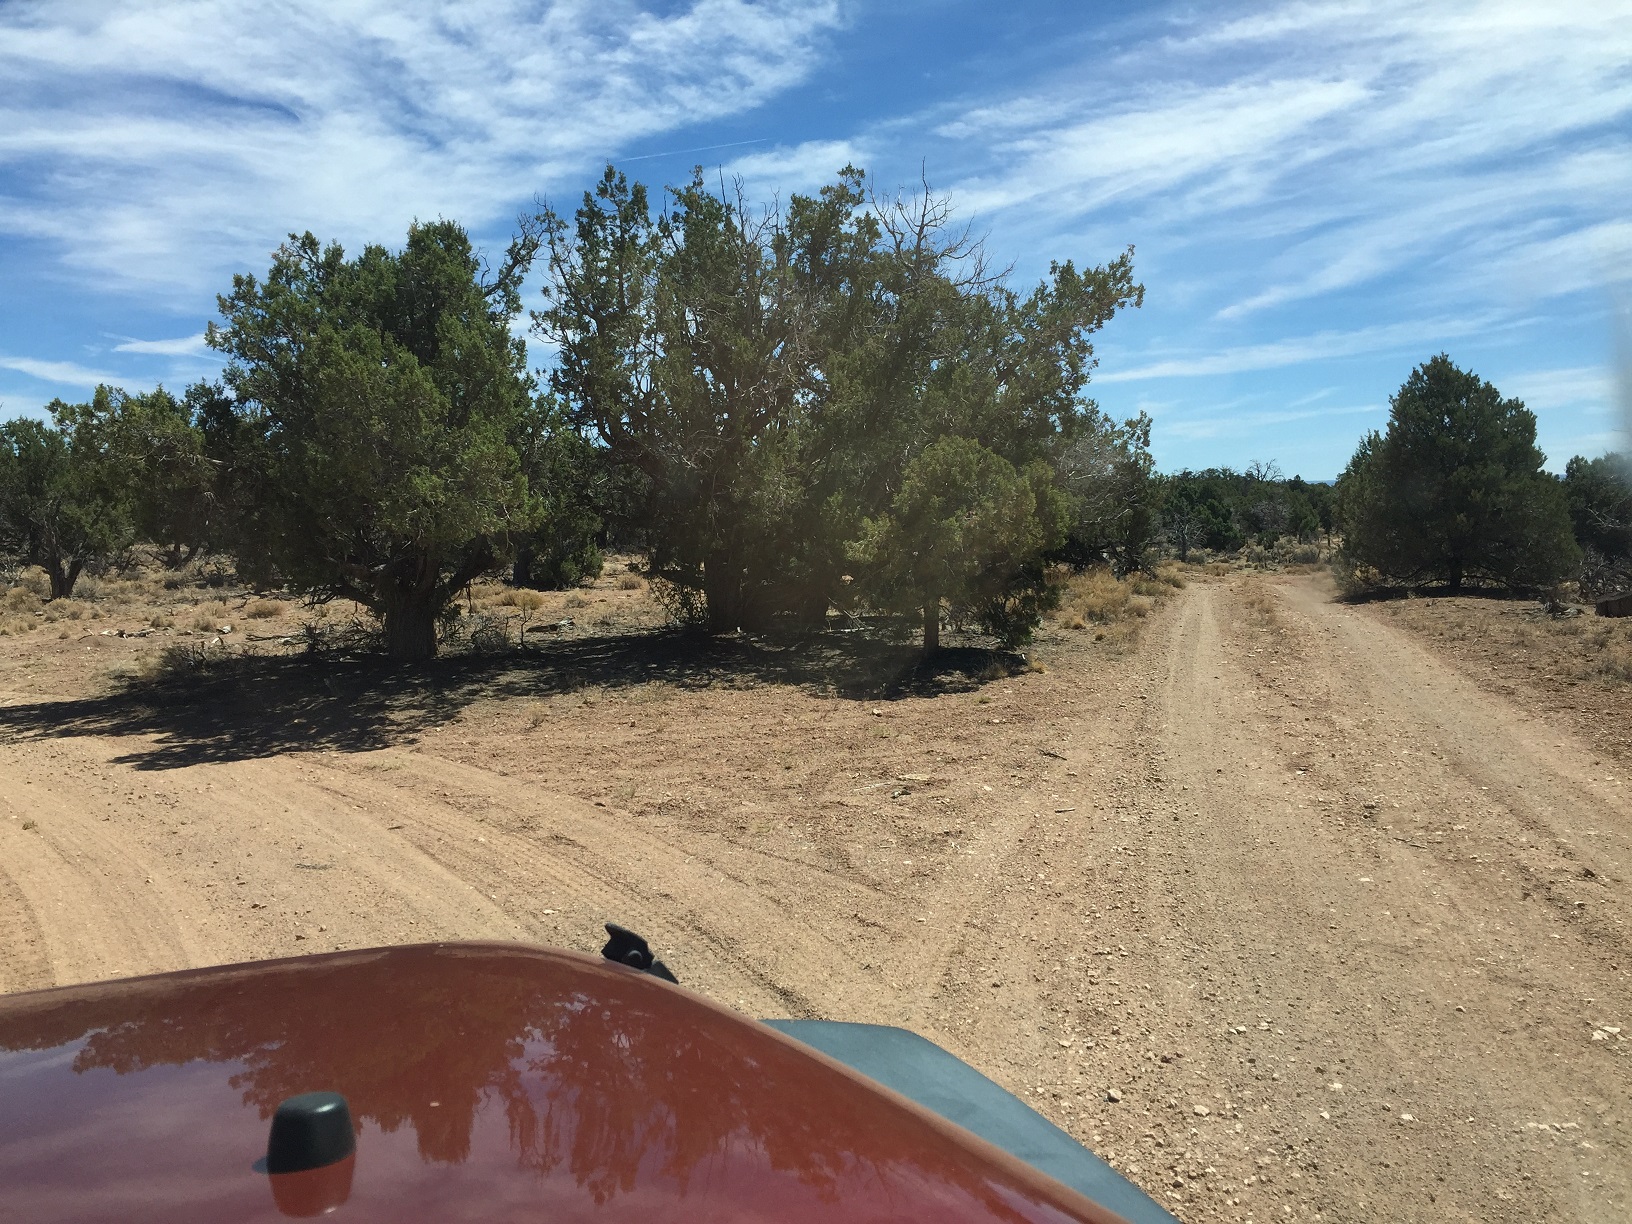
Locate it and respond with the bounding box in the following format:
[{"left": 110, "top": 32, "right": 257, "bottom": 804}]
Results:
[
  {"left": 17, "top": 568, "right": 50, "bottom": 599},
  {"left": 493, "top": 588, "right": 547, "bottom": 613},
  {"left": 1052, "top": 566, "right": 1178, "bottom": 650},
  {"left": 43, "top": 599, "right": 88, "bottom": 622},
  {"left": 465, "top": 615, "right": 512, "bottom": 653},
  {"left": 1330, "top": 552, "right": 1382, "bottom": 597},
  {"left": 147, "top": 639, "right": 238, "bottom": 680},
  {"left": 244, "top": 599, "right": 283, "bottom": 619},
  {"left": 649, "top": 577, "right": 709, "bottom": 627},
  {"left": 618, "top": 573, "right": 644, "bottom": 591},
  {"left": 1271, "top": 537, "right": 1322, "bottom": 566},
  {"left": 1153, "top": 561, "right": 1187, "bottom": 589}
]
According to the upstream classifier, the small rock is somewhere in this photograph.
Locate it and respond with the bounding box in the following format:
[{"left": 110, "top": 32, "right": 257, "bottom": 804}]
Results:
[
  {"left": 1107, "top": 1090, "right": 1123, "bottom": 1103},
  {"left": 1193, "top": 1106, "right": 1211, "bottom": 1117},
  {"left": 1400, "top": 1113, "right": 1415, "bottom": 1123},
  {"left": 1592, "top": 1030, "right": 1608, "bottom": 1041},
  {"left": 219, "top": 624, "right": 233, "bottom": 634},
  {"left": 897, "top": 773, "right": 931, "bottom": 783}
]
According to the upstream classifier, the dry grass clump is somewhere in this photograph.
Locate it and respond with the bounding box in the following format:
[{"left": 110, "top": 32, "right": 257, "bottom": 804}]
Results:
[
  {"left": 1052, "top": 566, "right": 1182, "bottom": 647},
  {"left": 1131, "top": 562, "right": 1186, "bottom": 595},
  {"left": 1240, "top": 579, "right": 1282, "bottom": 625},
  {"left": 188, "top": 601, "right": 236, "bottom": 632},
  {"left": 243, "top": 599, "right": 284, "bottom": 619},
  {"left": 1581, "top": 620, "right": 1632, "bottom": 685},
  {"left": 0, "top": 613, "right": 35, "bottom": 636},
  {"left": 491, "top": 587, "right": 548, "bottom": 612},
  {"left": 618, "top": 573, "right": 644, "bottom": 591},
  {"left": 42, "top": 598, "right": 91, "bottom": 622},
  {"left": 15, "top": 568, "right": 51, "bottom": 599},
  {"left": 4, "top": 584, "right": 43, "bottom": 615}
]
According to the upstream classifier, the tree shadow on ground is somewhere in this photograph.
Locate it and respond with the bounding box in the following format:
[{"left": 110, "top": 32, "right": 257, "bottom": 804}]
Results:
[
  {"left": 0, "top": 627, "right": 1025, "bottom": 771},
  {"left": 1334, "top": 583, "right": 1542, "bottom": 606}
]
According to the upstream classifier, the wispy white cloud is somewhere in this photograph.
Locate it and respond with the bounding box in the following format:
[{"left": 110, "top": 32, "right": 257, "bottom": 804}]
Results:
[
  {"left": 0, "top": 1, "right": 845, "bottom": 296},
  {"left": 1098, "top": 315, "right": 1500, "bottom": 382},
  {"left": 0, "top": 355, "right": 122, "bottom": 388},
  {"left": 720, "top": 140, "right": 870, "bottom": 197},
  {"left": 110, "top": 332, "right": 211, "bottom": 357},
  {"left": 1497, "top": 365, "right": 1616, "bottom": 415},
  {"left": 1160, "top": 401, "right": 1382, "bottom": 442},
  {"left": 929, "top": 0, "right": 1632, "bottom": 320}
]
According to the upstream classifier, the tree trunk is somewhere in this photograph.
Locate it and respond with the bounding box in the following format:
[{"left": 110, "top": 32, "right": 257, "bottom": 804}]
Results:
[
  {"left": 383, "top": 598, "right": 440, "bottom": 661},
  {"left": 45, "top": 556, "right": 82, "bottom": 600},
  {"left": 511, "top": 545, "right": 536, "bottom": 589},
  {"left": 703, "top": 551, "right": 744, "bottom": 634},
  {"left": 1447, "top": 560, "right": 1463, "bottom": 594},
  {"left": 923, "top": 597, "right": 940, "bottom": 654}
]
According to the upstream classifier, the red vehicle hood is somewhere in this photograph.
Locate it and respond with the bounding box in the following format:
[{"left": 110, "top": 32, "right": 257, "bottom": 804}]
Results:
[{"left": 0, "top": 942, "right": 1131, "bottom": 1223}]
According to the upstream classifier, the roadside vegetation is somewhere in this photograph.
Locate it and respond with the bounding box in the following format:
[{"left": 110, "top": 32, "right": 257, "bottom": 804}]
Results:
[{"left": 2, "top": 173, "right": 1627, "bottom": 675}]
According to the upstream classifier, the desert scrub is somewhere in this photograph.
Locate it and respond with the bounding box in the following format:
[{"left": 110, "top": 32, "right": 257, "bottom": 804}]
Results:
[
  {"left": 4, "top": 585, "right": 43, "bottom": 615},
  {"left": 1271, "top": 536, "right": 1324, "bottom": 567},
  {"left": 14, "top": 568, "right": 51, "bottom": 599},
  {"left": 1052, "top": 567, "right": 1180, "bottom": 647},
  {"left": 243, "top": 599, "right": 284, "bottom": 619},
  {"left": 42, "top": 599, "right": 88, "bottom": 622},
  {"left": 1582, "top": 620, "right": 1632, "bottom": 685}
]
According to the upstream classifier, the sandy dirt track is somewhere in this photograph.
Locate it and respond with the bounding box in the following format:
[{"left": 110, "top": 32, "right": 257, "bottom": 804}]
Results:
[{"left": 1, "top": 574, "right": 1627, "bottom": 1222}]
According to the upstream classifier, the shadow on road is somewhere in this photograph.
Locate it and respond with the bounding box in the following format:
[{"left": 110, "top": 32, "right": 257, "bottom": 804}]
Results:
[{"left": 0, "top": 628, "right": 1022, "bottom": 771}]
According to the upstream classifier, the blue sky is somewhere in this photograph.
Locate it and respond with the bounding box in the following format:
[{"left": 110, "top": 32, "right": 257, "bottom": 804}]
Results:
[{"left": 2, "top": 0, "right": 1629, "bottom": 480}]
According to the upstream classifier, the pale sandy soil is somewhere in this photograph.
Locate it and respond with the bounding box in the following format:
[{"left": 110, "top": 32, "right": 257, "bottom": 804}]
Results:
[{"left": 0, "top": 571, "right": 1628, "bottom": 1223}]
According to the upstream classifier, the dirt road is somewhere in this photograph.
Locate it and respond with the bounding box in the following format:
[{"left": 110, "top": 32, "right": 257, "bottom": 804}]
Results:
[{"left": 1, "top": 574, "right": 1627, "bottom": 1222}]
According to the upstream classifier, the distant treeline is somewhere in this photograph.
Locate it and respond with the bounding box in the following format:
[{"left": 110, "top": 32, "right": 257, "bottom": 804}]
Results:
[{"left": 2, "top": 169, "right": 1628, "bottom": 660}]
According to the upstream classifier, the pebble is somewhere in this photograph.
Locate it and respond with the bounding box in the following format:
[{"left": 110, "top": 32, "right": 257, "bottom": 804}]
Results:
[
  {"left": 1107, "top": 1090, "right": 1123, "bottom": 1103},
  {"left": 1194, "top": 1106, "right": 1211, "bottom": 1117}
]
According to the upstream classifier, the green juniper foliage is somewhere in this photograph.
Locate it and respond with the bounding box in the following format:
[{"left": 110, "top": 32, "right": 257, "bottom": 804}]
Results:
[
  {"left": 538, "top": 164, "right": 1142, "bottom": 648},
  {"left": 1337, "top": 354, "right": 1578, "bottom": 592},
  {"left": 207, "top": 220, "right": 543, "bottom": 659},
  {"left": 0, "top": 393, "right": 136, "bottom": 598}
]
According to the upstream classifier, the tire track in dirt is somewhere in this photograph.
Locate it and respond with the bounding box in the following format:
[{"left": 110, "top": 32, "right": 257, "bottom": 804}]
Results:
[
  {"left": 4, "top": 573, "right": 1628, "bottom": 1223},
  {"left": 305, "top": 750, "right": 890, "bottom": 1019},
  {"left": 1124, "top": 577, "right": 1632, "bottom": 1223},
  {"left": 0, "top": 739, "right": 207, "bottom": 987}
]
